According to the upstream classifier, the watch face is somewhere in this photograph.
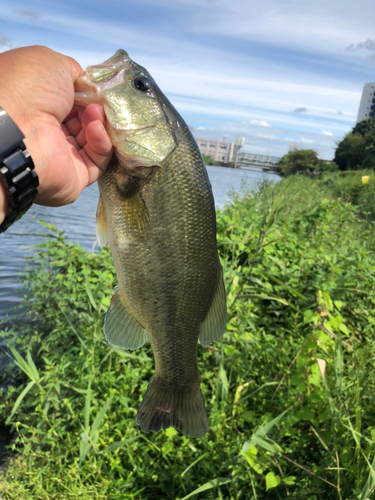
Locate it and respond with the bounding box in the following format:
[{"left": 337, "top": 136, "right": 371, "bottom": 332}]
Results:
[{"left": 0, "top": 107, "right": 25, "bottom": 162}]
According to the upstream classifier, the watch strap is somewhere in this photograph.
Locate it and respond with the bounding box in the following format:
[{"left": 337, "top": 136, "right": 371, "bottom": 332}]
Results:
[{"left": 0, "top": 107, "right": 39, "bottom": 233}]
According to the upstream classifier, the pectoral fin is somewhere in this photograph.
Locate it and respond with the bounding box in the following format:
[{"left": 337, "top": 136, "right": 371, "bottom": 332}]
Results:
[
  {"left": 96, "top": 196, "right": 109, "bottom": 246},
  {"left": 104, "top": 287, "right": 148, "bottom": 350},
  {"left": 198, "top": 271, "right": 227, "bottom": 346}
]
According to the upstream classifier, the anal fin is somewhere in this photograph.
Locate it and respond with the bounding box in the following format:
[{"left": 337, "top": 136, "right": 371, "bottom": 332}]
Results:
[
  {"left": 104, "top": 287, "right": 148, "bottom": 350},
  {"left": 198, "top": 270, "right": 227, "bottom": 346}
]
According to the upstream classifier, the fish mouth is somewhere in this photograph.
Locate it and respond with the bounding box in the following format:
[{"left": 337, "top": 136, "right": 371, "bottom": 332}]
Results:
[
  {"left": 74, "top": 49, "right": 130, "bottom": 105},
  {"left": 86, "top": 49, "right": 130, "bottom": 84}
]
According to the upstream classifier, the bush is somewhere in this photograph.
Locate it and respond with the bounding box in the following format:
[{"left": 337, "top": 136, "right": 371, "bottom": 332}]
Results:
[{"left": 2, "top": 178, "right": 375, "bottom": 498}]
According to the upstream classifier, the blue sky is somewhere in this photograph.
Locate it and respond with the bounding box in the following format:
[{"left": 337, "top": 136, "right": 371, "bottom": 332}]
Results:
[{"left": 1, "top": 0, "right": 375, "bottom": 159}]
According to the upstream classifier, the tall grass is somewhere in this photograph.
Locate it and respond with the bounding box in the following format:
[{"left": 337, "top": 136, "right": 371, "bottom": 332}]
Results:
[{"left": 1, "top": 175, "right": 375, "bottom": 498}]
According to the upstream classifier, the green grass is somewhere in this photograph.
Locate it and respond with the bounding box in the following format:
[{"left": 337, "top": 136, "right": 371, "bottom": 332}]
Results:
[{"left": 1, "top": 175, "right": 375, "bottom": 498}]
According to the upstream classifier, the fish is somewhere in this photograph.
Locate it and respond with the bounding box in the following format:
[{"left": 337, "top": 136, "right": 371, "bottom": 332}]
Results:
[{"left": 75, "top": 50, "right": 227, "bottom": 437}]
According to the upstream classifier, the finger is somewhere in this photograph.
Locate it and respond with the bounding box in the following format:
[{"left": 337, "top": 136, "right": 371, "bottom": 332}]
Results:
[
  {"left": 75, "top": 128, "right": 87, "bottom": 148},
  {"left": 80, "top": 103, "right": 106, "bottom": 129},
  {"left": 66, "top": 135, "right": 80, "bottom": 150},
  {"left": 83, "top": 141, "right": 112, "bottom": 176},
  {"left": 78, "top": 148, "right": 108, "bottom": 186},
  {"left": 86, "top": 120, "right": 112, "bottom": 156},
  {"left": 64, "top": 115, "right": 82, "bottom": 136}
]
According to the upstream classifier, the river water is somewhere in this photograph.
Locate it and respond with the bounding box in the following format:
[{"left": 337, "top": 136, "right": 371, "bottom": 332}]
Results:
[{"left": 0, "top": 166, "right": 279, "bottom": 320}]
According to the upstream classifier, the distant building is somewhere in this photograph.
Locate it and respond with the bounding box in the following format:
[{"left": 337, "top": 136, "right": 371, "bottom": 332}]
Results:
[
  {"left": 232, "top": 136, "right": 245, "bottom": 164},
  {"left": 236, "top": 152, "right": 281, "bottom": 168},
  {"left": 196, "top": 138, "right": 234, "bottom": 163},
  {"left": 288, "top": 142, "right": 299, "bottom": 152},
  {"left": 357, "top": 83, "right": 375, "bottom": 122}
]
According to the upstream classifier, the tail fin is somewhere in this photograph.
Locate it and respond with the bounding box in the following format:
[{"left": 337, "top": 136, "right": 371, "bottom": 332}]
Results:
[{"left": 136, "top": 377, "right": 208, "bottom": 438}]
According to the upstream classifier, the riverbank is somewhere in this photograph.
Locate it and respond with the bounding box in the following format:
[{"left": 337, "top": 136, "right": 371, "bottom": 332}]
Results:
[{"left": 1, "top": 173, "right": 375, "bottom": 499}]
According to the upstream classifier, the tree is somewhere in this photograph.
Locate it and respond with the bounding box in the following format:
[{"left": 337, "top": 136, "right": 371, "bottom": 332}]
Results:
[
  {"left": 334, "top": 118, "right": 375, "bottom": 171},
  {"left": 278, "top": 149, "right": 333, "bottom": 176},
  {"left": 352, "top": 118, "right": 375, "bottom": 137},
  {"left": 334, "top": 133, "right": 367, "bottom": 171},
  {"left": 202, "top": 155, "right": 218, "bottom": 166},
  {"left": 362, "top": 144, "right": 375, "bottom": 170}
]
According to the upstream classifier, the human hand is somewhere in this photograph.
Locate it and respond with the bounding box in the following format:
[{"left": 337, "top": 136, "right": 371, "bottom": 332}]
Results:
[{"left": 0, "top": 45, "right": 112, "bottom": 208}]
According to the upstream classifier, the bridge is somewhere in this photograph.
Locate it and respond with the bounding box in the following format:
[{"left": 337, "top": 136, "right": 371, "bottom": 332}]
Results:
[{"left": 236, "top": 152, "right": 281, "bottom": 172}]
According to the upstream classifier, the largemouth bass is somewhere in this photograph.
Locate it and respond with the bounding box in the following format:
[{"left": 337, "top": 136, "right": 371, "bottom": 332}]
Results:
[{"left": 75, "top": 50, "right": 226, "bottom": 437}]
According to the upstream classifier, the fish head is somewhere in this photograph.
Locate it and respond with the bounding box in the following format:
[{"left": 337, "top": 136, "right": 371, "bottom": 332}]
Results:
[{"left": 75, "top": 49, "right": 178, "bottom": 168}]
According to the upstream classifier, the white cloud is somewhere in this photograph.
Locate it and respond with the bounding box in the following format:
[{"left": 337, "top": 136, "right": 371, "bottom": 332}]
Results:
[
  {"left": 321, "top": 130, "right": 333, "bottom": 136},
  {"left": 300, "top": 138, "right": 314, "bottom": 143},
  {"left": 251, "top": 119, "right": 270, "bottom": 127},
  {"left": 255, "top": 133, "right": 276, "bottom": 140}
]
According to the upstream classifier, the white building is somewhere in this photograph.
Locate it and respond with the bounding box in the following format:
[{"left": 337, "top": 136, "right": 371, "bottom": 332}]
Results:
[
  {"left": 196, "top": 139, "right": 234, "bottom": 163},
  {"left": 357, "top": 83, "right": 375, "bottom": 122}
]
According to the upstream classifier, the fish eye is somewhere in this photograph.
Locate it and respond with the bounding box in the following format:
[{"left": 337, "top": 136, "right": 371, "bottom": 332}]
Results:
[{"left": 133, "top": 76, "right": 151, "bottom": 92}]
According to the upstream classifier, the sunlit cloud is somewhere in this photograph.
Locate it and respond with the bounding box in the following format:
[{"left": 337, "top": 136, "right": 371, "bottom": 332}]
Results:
[{"left": 251, "top": 119, "right": 270, "bottom": 127}]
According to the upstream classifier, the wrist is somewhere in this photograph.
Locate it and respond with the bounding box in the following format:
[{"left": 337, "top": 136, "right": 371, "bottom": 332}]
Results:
[
  {"left": 0, "top": 180, "right": 7, "bottom": 225},
  {"left": 0, "top": 107, "right": 39, "bottom": 233}
]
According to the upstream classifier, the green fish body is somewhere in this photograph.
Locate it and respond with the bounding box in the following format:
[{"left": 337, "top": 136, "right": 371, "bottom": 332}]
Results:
[{"left": 75, "top": 50, "right": 226, "bottom": 437}]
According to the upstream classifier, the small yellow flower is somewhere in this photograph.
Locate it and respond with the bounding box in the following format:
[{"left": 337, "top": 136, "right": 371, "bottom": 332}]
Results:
[{"left": 362, "top": 176, "right": 369, "bottom": 184}]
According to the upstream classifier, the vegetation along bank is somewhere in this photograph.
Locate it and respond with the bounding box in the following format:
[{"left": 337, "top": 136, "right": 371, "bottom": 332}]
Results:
[{"left": 1, "top": 172, "right": 375, "bottom": 499}]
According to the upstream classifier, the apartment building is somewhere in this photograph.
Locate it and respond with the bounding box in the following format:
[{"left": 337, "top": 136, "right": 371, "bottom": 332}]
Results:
[
  {"left": 196, "top": 139, "right": 234, "bottom": 163},
  {"left": 357, "top": 83, "right": 375, "bottom": 122}
]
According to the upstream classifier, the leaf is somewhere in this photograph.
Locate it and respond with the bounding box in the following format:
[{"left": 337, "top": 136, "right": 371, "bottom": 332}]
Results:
[
  {"left": 104, "top": 437, "right": 139, "bottom": 453},
  {"left": 254, "top": 407, "right": 292, "bottom": 437},
  {"left": 6, "top": 380, "right": 36, "bottom": 424},
  {"left": 334, "top": 300, "right": 343, "bottom": 311},
  {"left": 165, "top": 427, "right": 179, "bottom": 438},
  {"left": 360, "top": 453, "right": 375, "bottom": 500},
  {"left": 335, "top": 331, "right": 343, "bottom": 406},
  {"left": 265, "top": 471, "right": 281, "bottom": 490},
  {"left": 26, "top": 350, "right": 40, "bottom": 382},
  {"left": 84, "top": 267, "right": 98, "bottom": 310},
  {"left": 283, "top": 475, "right": 296, "bottom": 485},
  {"left": 79, "top": 431, "right": 91, "bottom": 465},
  {"left": 339, "top": 323, "right": 349, "bottom": 336},
  {"left": 180, "top": 478, "right": 231, "bottom": 500},
  {"left": 9, "top": 346, "right": 34, "bottom": 381},
  {"left": 180, "top": 452, "right": 209, "bottom": 477},
  {"left": 245, "top": 293, "right": 291, "bottom": 307},
  {"left": 90, "top": 393, "right": 114, "bottom": 438},
  {"left": 84, "top": 379, "right": 92, "bottom": 432},
  {"left": 251, "top": 435, "right": 282, "bottom": 454},
  {"left": 242, "top": 445, "right": 258, "bottom": 466}
]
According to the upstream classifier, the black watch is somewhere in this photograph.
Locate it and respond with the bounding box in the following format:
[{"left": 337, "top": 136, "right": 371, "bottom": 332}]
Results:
[{"left": 0, "top": 106, "right": 39, "bottom": 233}]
